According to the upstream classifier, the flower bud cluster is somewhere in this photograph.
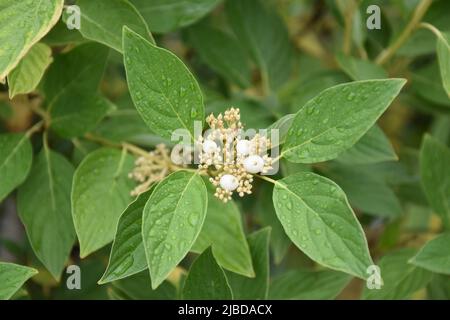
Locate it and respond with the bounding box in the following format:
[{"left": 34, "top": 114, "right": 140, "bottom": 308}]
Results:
[
  {"left": 197, "top": 108, "right": 273, "bottom": 202},
  {"left": 128, "top": 144, "right": 171, "bottom": 196}
]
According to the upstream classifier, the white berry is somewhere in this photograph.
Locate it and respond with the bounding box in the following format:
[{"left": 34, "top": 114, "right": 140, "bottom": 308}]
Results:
[
  {"left": 236, "top": 139, "right": 251, "bottom": 155},
  {"left": 219, "top": 174, "right": 239, "bottom": 191},
  {"left": 203, "top": 140, "right": 218, "bottom": 153},
  {"left": 243, "top": 155, "right": 265, "bottom": 174}
]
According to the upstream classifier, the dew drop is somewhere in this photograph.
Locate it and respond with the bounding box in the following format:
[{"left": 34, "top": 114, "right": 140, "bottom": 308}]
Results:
[
  {"left": 179, "top": 86, "right": 186, "bottom": 97},
  {"left": 286, "top": 201, "right": 293, "bottom": 210},
  {"left": 190, "top": 107, "right": 197, "bottom": 118},
  {"left": 188, "top": 212, "right": 199, "bottom": 226}
]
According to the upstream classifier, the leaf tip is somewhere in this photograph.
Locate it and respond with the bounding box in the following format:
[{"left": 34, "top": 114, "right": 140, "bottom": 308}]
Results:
[
  {"left": 30, "top": 267, "right": 39, "bottom": 276},
  {"left": 150, "top": 279, "right": 162, "bottom": 290},
  {"left": 79, "top": 250, "right": 89, "bottom": 259},
  {"left": 392, "top": 77, "right": 408, "bottom": 87}
]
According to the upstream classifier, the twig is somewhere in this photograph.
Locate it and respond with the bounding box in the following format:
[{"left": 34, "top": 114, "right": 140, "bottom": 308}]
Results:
[
  {"left": 25, "top": 120, "right": 44, "bottom": 138},
  {"left": 342, "top": 1, "right": 357, "bottom": 55},
  {"left": 419, "top": 22, "right": 446, "bottom": 41},
  {"left": 256, "top": 174, "right": 278, "bottom": 185},
  {"left": 375, "top": 0, "right": 432, "bottom": 65}
]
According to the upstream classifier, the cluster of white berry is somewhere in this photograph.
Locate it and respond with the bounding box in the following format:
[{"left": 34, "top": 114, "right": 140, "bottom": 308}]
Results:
[{"left": 197, "top": 107, "right": 273, "bottom": 202}]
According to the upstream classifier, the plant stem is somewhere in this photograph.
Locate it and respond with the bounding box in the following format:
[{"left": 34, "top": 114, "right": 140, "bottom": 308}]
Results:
[
  {"left": 24, "top": 98, "right": 50, "bottom": 124},
  {"left": 84, "top": 133, "right": 151, "bottom": 158},
  {"left": 260, "top": 67, "right": 271, "bottom": 97},
  {"left": 83, "top": 133, "right": 205, "bottom": 174},
  {"left": 122, "top": 142, "right": 152, "bottom": 158},
  {"left": 419, "top": 22, "right": 445, "bottom": 41},
  {"left": 72, "top": 138, "right": 88, "bottom": 154},
  {"left": 84, "top": 133, "right": 122, "bottom": 148},
  {"left": 342, "top": 1, "right": 357, "bottom": 55},
  {"left": 375, "top": 0, "right": 432, "bottom": 65},
  {"left": 43, "top": 130, "right": 50, "bottom": 150},
  {"left": 271, "top": 154, "right": 283, "bottom": 165},
  {"left": 25, "top": 120, "right": 44, "bottom": 138},
  {"left": 256, "top": 174, "right": 278, "bottom": 185}
]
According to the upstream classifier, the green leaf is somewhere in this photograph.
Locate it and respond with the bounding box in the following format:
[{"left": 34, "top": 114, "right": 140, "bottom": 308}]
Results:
[
  {"left": 191, "top": 191, "right": 253, "bottom": 277},
  {"left": 427, "top": 274, "right": 450, "bottom": 299},
  {"left": 72, "top": 148, "right": 135, "bottom": 258},
  {"left": 256, "top": 184, "right": 291, "bottom": 264},
  {"left": 142, "top": 171, "right": 207, "bottom": 289},
  {"left": 282, "top": 79, "right": 406, "bottom": 163},
  {"left": 0, "top": 0, "right": 63, "bottom": 80},
  {"left": 0, "top": 262, "right": 37, "bottom": 300},
  {"left": 93, "top": 109, "right": 152, "bottom": 144},
  {"left": 111, "top": 270, "right": 176, "bottom": 300},
  {"left": 0, "top": 133, "right": 32, "bottom": 202},
  {"left": 8, "top": 43, "right": 53, "bottom": 98},
  {"left": 17, "top": 148, "right": 75, "bottom": 279},
  {"left": 267, "top": 114, "right": 295, "bottom": 147},
  {"left": 327, "top": 163, "right": 402, "bottom": 218},
  {"left": 336, "top": 125, "right": 398, "bottom": 165},
  {"left": 123, "top": 27, "right": 204, "bottom": 140},
  {"left": 288, "top": 71, "right": 349, "bottom": 113},
  {"left": 412, "top": 62, "right": 450, "bottom": 107},
  {"left": 43, "top": 43, "right": 107, "bottom": 102},
  {"left": 77, "top": 0, "right": 154, "bottom": 52},
  {"left": 269, "top": 269, "right": 351, "bottom": 300},
  {"left": 410, "top": 232, "right": 450, "bottom": 275},
  {"left": 362, "top": 248, "right": 433, "bottom": 300},
  {"left": 226, "top": 228, "right": 271, "bottom": 300},
  {"left": 44, "top": 43, "right": 111, "bottom": 138},
  {"left": 43, "top": 19, "right": 85, "bottom": 46},
  {"left": 272, "top": 172, "right": 374, "bottom": 279},
  {"left": 51, "top": 95, "right": 116, "bottom": 138},
  {"left": 436, "top": 31, "right": 450, "bottom": 97},
  {"left": 225, "top": 0, "right": 293, "bottom": 90},
  {"left": 99, "top": 188, "right": 153, "bottom": 284},
  {"left": 187, "top": 22, "right": 251, "bottom": 88},
  {"left": 182, "top": 248, "right": 233, "bottom": 300},
  {"left": 420, "top": 135, "right": 450, "bottom": 227},
  {"left": 336, "top": 53, "right": 387, "bottom": 81},
  {"left": 130, "top": 0, "right": 222, "bottom": 33}
]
